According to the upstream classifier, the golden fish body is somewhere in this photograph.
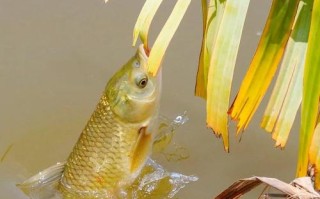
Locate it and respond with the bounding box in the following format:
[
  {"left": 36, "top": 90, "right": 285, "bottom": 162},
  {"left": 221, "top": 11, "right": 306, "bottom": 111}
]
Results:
[{"left": 59, "top": 45, "right": 161, "bottom": 198}]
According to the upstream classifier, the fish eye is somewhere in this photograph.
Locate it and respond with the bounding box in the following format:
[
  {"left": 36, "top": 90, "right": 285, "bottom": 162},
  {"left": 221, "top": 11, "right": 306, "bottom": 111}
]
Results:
[{"left": 135, "top": 75, "right": 148, "bottom": 88}]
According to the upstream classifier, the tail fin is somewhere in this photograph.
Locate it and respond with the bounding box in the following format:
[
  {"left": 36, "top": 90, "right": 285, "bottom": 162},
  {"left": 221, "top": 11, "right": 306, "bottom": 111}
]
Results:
[{"left": 17, "top": 162, "right": 66, "bottom": 199}]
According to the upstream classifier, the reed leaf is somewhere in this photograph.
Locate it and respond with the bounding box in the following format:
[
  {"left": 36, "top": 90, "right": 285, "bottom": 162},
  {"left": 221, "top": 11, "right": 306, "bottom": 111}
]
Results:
[
  {"left": 206, "top": 0, "right": 250, "bottom": 151},
  {"left": 195, "top": 0, "right": 226, "bottom": 99},
  {"left": 132, "top": 0, "right": 163, "bottom": 50},
  {"left": 228, "top": 0, "right": 300, "bottom": 134},
  {"left": 147, "top": 0, "right": 191, "bottom": 76},
  {"left": 297, "top": 0, "right": 320, "bottom": 177},
  {"left": 132, "top": 0, "right": 190, "bottom": 76},
  {"left": 194, "top": 0, "right": 209, "bottom": 99},
  {"left": 261, "top": 0, "right": 312, "bottom": 148},
  {"left": 309, "top": 123, "right": 320, "bottom": 189}
]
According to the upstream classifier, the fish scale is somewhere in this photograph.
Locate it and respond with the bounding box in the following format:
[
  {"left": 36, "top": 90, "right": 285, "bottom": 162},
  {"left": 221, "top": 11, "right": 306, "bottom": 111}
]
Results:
[{"left": 60, "top": 94, "right": 142, "bottom": 197}]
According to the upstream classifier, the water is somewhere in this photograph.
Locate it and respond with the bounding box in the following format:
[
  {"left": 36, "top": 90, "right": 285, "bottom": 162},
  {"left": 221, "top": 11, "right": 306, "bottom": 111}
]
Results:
[
  {"left": 17, "top": 159, "right": 198, "bottom": 199},
  {"left": 0, "top": 0, "right": 300, "bottom": 198}
]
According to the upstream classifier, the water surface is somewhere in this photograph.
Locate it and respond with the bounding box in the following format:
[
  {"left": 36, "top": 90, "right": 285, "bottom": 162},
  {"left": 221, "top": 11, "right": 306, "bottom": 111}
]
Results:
[{"left": 0, "top": 0, "right": 299, "bottom": 198}]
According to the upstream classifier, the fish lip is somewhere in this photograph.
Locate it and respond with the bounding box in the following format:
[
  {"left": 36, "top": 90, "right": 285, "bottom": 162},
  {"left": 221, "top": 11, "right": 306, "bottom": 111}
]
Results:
[
  {"left": 138, "top": 44, "right": 162, "bottom": 79},
  {"left": 138, "top": 44, "right": 149, "bottom": 72},
  {"left": 138, "top": 44, "right": 148, "bottom": 62}
]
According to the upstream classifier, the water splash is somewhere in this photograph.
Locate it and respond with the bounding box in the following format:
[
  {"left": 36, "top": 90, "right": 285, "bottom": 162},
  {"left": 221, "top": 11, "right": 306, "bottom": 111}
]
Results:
[
  {"left": 18, "top": 159, "right": 197, "bottom": 199},
  {"left": 153, "top": 112, "right": 190, "bottom": 161},
  {"left": 123, "top": 159, "right": 198, "bottom": 199}
]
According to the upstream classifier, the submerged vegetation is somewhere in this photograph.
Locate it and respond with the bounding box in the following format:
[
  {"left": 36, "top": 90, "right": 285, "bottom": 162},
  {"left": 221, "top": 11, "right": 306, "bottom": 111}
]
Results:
[{"left": 130, "top": 0, "right": 320, "bottom": 192}]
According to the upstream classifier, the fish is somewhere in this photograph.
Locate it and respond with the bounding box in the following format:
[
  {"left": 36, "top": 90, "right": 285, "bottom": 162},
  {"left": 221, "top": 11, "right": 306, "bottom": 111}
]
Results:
[{"left": 18, "top": 44, "right": 162, "bottom": 199}]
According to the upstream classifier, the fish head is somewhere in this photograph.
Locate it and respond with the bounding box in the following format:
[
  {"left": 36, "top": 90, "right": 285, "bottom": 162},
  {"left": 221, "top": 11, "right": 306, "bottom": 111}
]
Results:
[{"left": 105, "top": 45, "right": 161, "bottom": 123}]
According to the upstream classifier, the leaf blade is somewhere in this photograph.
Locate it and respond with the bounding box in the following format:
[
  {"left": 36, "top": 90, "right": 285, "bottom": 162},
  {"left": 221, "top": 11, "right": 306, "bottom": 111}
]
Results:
[
  {"left": 297, "top": 0, "right": 320, "bottom": 177},
  {"left": 228, "top": 0, "right": 300, "bottom": 134},
  {"left": 195, "top": 0, "right": 226, "bottom": 99},
  {"left": 261, "top": 0, "right": 312, "bottom": 148},
  {"left": 206, "top": 0, "right": 250, "bottom": 151},
  {"left": 309, "top": 123, "right": 320, "bottom": 189},
  {"left": 194, "top": 0, "right": 209, "bottom": 99},
  {"left": 132, "top": 0, "right": 163, "bottom": 49},
  {"left": 147, "top": 0, "right": 191, "bottom": 76}
]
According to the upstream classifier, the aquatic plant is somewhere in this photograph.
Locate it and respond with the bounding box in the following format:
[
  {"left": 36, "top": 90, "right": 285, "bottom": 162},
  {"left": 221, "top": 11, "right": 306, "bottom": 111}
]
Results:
[{"left": 129, "top": 0, "right": 320, "bottom": 191}]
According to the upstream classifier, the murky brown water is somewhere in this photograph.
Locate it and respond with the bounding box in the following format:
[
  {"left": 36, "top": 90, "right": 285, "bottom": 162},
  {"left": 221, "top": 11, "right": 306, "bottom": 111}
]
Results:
[{"left": 0, "top": 0, "right": 300, "bottom": 198}]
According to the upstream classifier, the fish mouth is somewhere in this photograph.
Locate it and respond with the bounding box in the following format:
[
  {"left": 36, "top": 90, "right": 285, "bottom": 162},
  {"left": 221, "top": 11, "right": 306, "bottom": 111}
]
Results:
[
  {"left": 138, "top": 45, "right": 149, "bottom": 71},
  {"left": 137, "top": 44, "right": 162, "bottom": 97},
  {"left": 138, "top": 44, "right": 148, "bottom": 61},
  {"left": 137, "top": 44, "right": 162, "bottom": 81}
]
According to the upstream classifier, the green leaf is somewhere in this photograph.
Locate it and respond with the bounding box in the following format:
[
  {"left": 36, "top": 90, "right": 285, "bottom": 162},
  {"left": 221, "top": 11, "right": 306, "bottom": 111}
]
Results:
[
  {"left": 261, "top": 0, "right": 312, "bottom": 148},
  {"left": 309, "top": 123, "right": 320, "bottom": 189},
  {"left": 228, "top": 0, "right": 300, "bottom": 134},
  {"left": 297, "top": 0, "right": 320, "bottom": 177}
]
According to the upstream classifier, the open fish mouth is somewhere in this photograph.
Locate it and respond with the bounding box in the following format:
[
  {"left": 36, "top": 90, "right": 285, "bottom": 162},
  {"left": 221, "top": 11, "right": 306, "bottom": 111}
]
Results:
[{"left": 138, "top": 45, "right": 149, "bottom": 65}]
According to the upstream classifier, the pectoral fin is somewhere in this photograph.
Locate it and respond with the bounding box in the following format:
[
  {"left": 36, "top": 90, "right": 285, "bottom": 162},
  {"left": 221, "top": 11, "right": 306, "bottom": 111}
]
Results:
[{"left": 131, "top": 127, "right": 152, "bottom": 173}]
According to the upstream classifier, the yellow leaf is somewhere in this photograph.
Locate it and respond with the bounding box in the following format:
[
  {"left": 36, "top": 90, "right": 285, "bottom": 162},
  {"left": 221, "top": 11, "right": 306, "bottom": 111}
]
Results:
[
  {"left": 194, "top": 0, "right": 209, "bottom": 99},
  {"left": 132, "top": 0, "right": 163, "bottom": 50},
  {"left": 261, "top": 1, "right": 311, "bottom": 148},
  {"left": 147, "top": 0, "right": 191, "bottom": 76},
  {"left": 228, "top": 0, "right": 300, "bottom": 134},
  {"left": 195, "top": 0, "right": 226, "bottom": 99},
  {"left": 206, "top": 0, "right": 250, "bottom": 152}
]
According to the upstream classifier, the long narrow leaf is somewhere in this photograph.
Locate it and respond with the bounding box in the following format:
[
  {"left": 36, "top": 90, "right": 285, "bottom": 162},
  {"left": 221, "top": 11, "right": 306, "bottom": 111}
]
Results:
[
  {"left": 195, "top": 0, "right": 226, "bottom": 99},
  {"left": 132, "top": 0, "right": 163, "bottom": 49},
  {"left": 206, "top": 0, "right": 250, "bottom": 152},
  {"left": 228, "top": 0, "right": 300, "bottom": 134},
  {"left": 261, "top": 0, "right": 312, "bottom": 148},
  {"left": 309, "top": 123, "right": 320, "bottom": 189},
  {"left": 297, "top": 0, "right": 320, "bottom": 177},
  {"left": 147, "top": 0, "right": 191, "bottom": 76},
  {"left": 194, "top": 0, "right": 209, "bottom": 99}
]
